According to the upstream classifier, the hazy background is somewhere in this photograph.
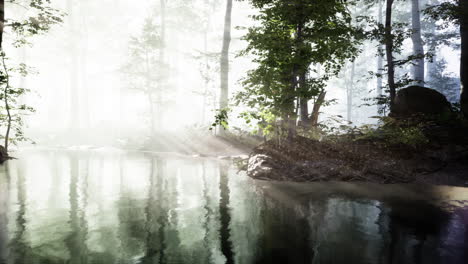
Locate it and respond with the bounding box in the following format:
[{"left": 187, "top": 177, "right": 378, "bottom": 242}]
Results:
[{"left": 4, "top": 0, "right": 461, "bottom": 147}]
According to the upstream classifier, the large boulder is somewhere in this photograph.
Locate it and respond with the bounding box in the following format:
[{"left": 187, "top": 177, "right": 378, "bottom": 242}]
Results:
[{"left": 391, "top": 86, "right": 452, "bottom": 117}]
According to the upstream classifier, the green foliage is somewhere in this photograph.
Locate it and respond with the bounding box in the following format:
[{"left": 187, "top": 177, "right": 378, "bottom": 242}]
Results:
[
  {"left": 210, "top": 108, "right": 231, "bottom": 130},
  {"left": 0, "top": 53, "right": 36, "bottom": 146},
  {"left": 352, "top": 117, "right": 429, "bottom": 149},
  {"left": 360, "top": 2, "right": 436, "bottom": 111},
  {"left": 7, "top": 0, "right": 64, "bottom": 47},
  {"left": 0, "top": 0, "right": 63, "bottom": 150},
  {"left": 387, "top": 126, "right": 429, "bottom": 147},
  {"left": 424, "top": 0, "right": 462, "bottom": 28},
  {"left": 320, "top": 115, "right": 431, "bottom": 149},
  {"left": 122, "top": 17, "right": 163, "bottom": 93},
  {"left": 235, "top": 0, "right": 363, "bottom": 133},
  {"left": 427, "top": 58, "right": 460, "bottom": 103}
]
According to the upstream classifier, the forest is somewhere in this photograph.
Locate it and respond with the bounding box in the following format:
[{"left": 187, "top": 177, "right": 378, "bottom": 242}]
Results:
[{"left": 0, "top": 0, "right": 467, "bottom": 263}]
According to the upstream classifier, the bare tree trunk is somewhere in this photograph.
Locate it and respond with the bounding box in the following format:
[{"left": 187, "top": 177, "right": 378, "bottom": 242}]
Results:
[
  {"left": 0, "top": 0, "right": 10, "bottom": 153},
  {"left": 147, "top": 93, "right": 156, "bottom": 134},
  {"left": 1, "top": 55, "right": 11, "bottom": 153},
  {"left": 219, "top": 0, "right": 232, "bottom": 135},
  {"left": 385, "top": 0, "right": 396, "bottom": 112},
  {"left": 67, "top": 0, "right": 80, "bottom": 132},
  {"left": 426, "top": 15, "right": 437, "bottom": 84},
  {"left": 286, "top": 68, "right": 298, "bottom": 141},
  {"left": 201, "top": 25, "right": 209, "bottom": 125},
  {"left": 298, "top": 22, "right": 308, "bottom": 128},
  {"left": 347, "top": 62, "right": 355, "bottom": 123},
  {"left": 157, "top": 0, "right": 166, "bottom": 130},
  {"left": 79, "top": 4, "right": 90, "bottom": 130},
  {"left": 411, "top": 0, "right": 425, "bottom": 84},
  {"left": 144, "top": 49, "right": 156, "bottom": 134},
  {"left": 377, "top": 0, "right": 384, "bottom": 115},
  {"left": 160, "top": 0, "right": 166, "bottom": 64},
  {"left": 299, "top": 99, "right": 308, "bottom": 125},
  {"left": 310, "top": 91, "right": 326, "bottom": 127},
  {"left": 461, "top": 0, "right": 468, "bottom": 118},
  {"left": 0, "top": 0, "right": 4, "bottom": 49}
]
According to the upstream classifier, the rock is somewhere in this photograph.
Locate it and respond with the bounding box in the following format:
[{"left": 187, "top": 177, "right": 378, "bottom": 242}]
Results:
[
  {"left": 391, "top": 86, "right": 452, "bottom": 117},
  {"left": 247, "top": 154, "right": 281, "bottom": 180}
]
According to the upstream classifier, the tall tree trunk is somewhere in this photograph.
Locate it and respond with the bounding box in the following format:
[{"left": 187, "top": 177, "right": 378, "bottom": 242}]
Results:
[
  {"left": 426, "top": 18, "right": 437, "bottom": 84},
  {"left": 0, "top": 0, "right": 10, "bottom": 153},
  {"left": 219, "top": 0, "right": 232, "bottom": 135},
  {"left": 310, "top": 91, "right": 326, "bottom": 127},
  {"left": 461, "top": 0, "right": 468, "bottom": 118},
  {"left": 347, "top": 62, "right": 355, "bottom": 122},
  {"left": 411, "top": 0, "right": 425, "bottom": 84},
  {"left": 79, "top": 6, "right": 90, "bottom": 130},
  {"left": 160, "top": 0, "right": 166, "bottom": 64},
  {"left": 0, "top": 0, "right": 4, "bottom": 49},
  {"left": 286, "top": 68, "right": 298, "bottom": 141},
  {"left": 298, "top": 22, "right": 308, "bottom": 128},
  {"left": 385, "top": 0, "right": 396, "bottom": 112},
  {"left": 145, "top": 49, "right": 156, "bottom": 134},
  {"left": 67, "top": 0, "right": 80, "bottom": 132},
  {"left": 157, "top": 0, "right": 166, "bottom": 131},
  {"left": 201, "top": 23, "right": 209, "bottom": 125},
  {"left": 299, "top": 95, "right": 308, "bottom": 123},
  {"left": 299, "top": 94, "right": 309, "bottom": 127},
  {"left": 377, "top": 0, "right": 384, "bottom": 115}
]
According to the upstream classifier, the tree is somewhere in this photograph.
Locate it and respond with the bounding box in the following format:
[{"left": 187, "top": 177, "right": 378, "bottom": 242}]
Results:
[
  {"left": 122, "top": 18, "right": 162, "bottom": 134},
  {"left": 425, "top": 0, "right": 468, "bottom": 117},
  {"left": 198, "top": 0, "right": 219, "bottom": 126},
  {"left": 236, "top": 0, "right": 361, "bottom": 141},
  {"left": 384, "top": 0, "right": 397, "bottom": 110},
  {"left": 0, "top": 0, "right": 63, "bottom": 154},
  {"left": 67, "top": 0, "right": 79, "bottom": 131},
  {"left": 219, "top": 0, "right": 232, "bottom": 135},
  {"left": 377, "top": 0, "right": 385, "bottom": 115},
  {"left": 368, "top": 0, "right": 416, "bottom": 113},
  {"left": 0, "top": 0, "right": 4, "bottom": 48},
  {"left": 427, "top": 58, "right": 460, "bottom": 102},
  {"left": 411, "top": 0, "right": 425, "bottom": 84},
  {"left": 347, "top": 61, "right": 356, "bottom": 122},
  {"left": 461, "top": 0, "right": 468, "bottom": 117}
]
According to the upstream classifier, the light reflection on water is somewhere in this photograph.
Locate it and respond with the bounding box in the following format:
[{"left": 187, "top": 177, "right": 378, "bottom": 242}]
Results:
[{"left": 0, "top": 149, "right": 466, "bottom": 264}]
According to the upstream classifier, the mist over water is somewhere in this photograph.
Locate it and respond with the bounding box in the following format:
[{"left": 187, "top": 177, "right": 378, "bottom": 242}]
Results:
[{"left": 0, "top": 149, "right": 466, "bottom": 264}]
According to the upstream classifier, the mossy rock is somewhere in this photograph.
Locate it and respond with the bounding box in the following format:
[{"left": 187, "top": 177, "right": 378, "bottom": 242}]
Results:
[{"left": 391, "top": 86, "right": 452, "bottom": 118}]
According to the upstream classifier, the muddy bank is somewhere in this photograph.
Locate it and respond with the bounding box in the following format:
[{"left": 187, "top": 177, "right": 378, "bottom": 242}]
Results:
[{"left": 247, "top": 136, "right": 468, "bottom": 187}]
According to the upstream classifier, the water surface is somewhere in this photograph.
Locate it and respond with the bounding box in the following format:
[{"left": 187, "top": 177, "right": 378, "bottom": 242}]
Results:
[{"left": 0, "top": 149, "right": 467, "bottom": 264}]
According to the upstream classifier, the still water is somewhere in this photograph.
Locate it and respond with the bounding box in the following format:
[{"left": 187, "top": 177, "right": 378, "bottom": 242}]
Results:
[{"left": 0, "top": 149, "right": 467, "bottom": 264}]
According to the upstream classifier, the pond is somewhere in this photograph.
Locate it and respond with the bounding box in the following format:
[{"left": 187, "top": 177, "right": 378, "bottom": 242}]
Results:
[{"left": 0, "top": 149, "right": 467, "bottom": 264}]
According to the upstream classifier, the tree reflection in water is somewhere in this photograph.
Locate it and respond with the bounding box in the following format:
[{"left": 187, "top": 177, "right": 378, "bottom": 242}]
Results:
[{"left": 0, "top": 150, "right": 466, "bottom": 264}]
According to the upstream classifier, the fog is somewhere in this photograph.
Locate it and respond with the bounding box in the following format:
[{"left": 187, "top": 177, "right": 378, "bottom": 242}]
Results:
[{"left": 4, "top": 0, "right": 461, "bottom": 147}]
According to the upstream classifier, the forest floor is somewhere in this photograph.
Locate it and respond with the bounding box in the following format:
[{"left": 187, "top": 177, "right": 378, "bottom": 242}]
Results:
[{"left": 246, "top": 120, "right": 468, "bottom": 187}]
